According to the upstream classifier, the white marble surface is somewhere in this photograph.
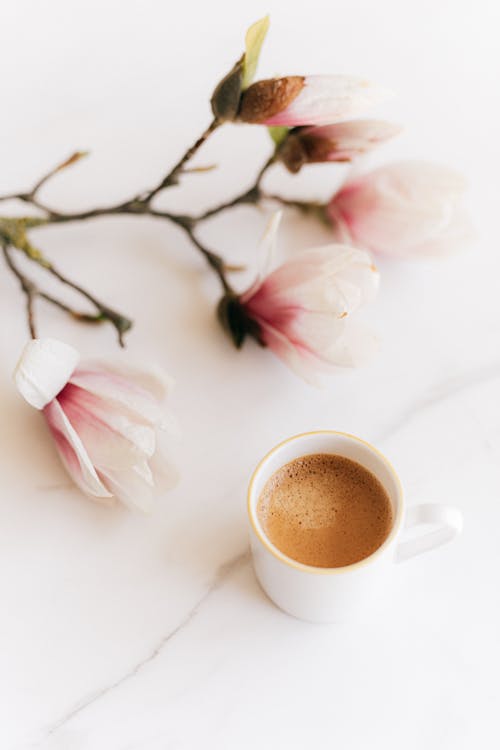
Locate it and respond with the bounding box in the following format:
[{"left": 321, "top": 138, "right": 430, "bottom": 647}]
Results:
[{"left": 1, "top": 1, "right": 499, "bottom": 748}]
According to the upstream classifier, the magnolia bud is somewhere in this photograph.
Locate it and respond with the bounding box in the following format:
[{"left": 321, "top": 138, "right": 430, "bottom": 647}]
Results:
[
  {"left": 238, "top": 77, "right": 305, "bottom": 124},
  {"left": 279, "top": 120, "right": 402, "bottom": 173},
  {"left": 239, "top": 76, "right": 392, "bottom": 128}
]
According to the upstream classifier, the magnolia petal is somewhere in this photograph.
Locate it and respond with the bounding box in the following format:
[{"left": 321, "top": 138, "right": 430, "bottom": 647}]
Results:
[
  {"left": 376, "top": 161, "right": 467, "bottom": 198},
  {"left": 331, "top": 161, "right": 472, "bottom": 257},
  {"left": 327, "top": 204, "right": 354, "bottom": 245},
  {"left": 240, "top": 225, "right": 381, "bottom": 382},
  {"left": 286, "top": 310, "right": 347, "bottom": 356},
  {"left": 258, "top": 320, "right": 326, "bottom": 385},
  {"left": 132, "top": 459, "right": 154, "bottom": 486},
  {"left": 266, "top": 312, "right": 378, "bottom": 375},
  {"left": 82, "top": 359, "right": 173, "bottom": 402},
  {"left": 406, "top": 206, "right": 476, "bottom": 257},
  {"left": 61, "top": 385, "right": 157, "bottom": 457},
  {"left": 256, "top": 210, "right": 283, "bottom": 283},
  {"left": 323, "top": 248, "right": 379, "bottom": 308},
  {"left": 262, "top": 244, "right": 375, "bottom": 290},
  {"left": 247, "top": 245, "right": 378, "bottom": 317},
  {"left": 14, "top": 338, "right": 79, "bottom": 410},
  {"left": 149, "top": 434, "right": 180, "bottom": 493},
  {"left": 44, "top": 399, "right": 112, "bottom": 499},
  {"left": 26, "top": 348, "right": 177, "bottom": 510},
  {"left": 58, "top": 384, "right": 155, "bottom": 471},
  {"left": 264, "top": 76, "right": 393, "bottom": 127},
  {"left": 320, "top": 320, "right": 380, "bottom": 367},
  {"left": 301, "top": 120, "right": 402, "bottom": 161},
  {"left": 99, "top": 465, "right": 155, "bottom": 513},
  {"left": 261, "top": 316, "right": 378, "bottom": 382},
  {"left": 302, "top": 119, "right": 402, "bottom": 142},
  {"left": 285, "top": 310, "right": 378, "bottom": 368},
  {"left": 241, "top": 211, "right": 283, "bottom": 302},
  {"left": 69, "top": 367, "right": 164, "bottom": 426}
]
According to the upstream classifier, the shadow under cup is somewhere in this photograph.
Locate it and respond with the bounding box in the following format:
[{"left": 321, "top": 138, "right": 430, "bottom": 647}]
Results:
[{"left": 247, "top": 431, "right": 404, "bottom": 623}]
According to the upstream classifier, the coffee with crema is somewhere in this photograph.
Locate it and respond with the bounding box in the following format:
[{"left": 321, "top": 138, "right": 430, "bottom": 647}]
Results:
[{"left": 257, "top": 453, "right": 393, "bottom": 568}]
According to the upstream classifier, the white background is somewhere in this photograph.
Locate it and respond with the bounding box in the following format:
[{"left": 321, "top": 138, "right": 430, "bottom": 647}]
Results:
[{"left": 1, "top": 1, "right": 499, "bottom": 748}]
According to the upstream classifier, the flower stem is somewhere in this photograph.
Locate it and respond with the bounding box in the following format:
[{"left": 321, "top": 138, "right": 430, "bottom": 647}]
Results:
[
  {"left": 261, "top": 192, "right": 321, "bottom": 211},
  {"left": 180, "top": 225, "right": 234, "bottom": 294},
  {"left": 259, "top": 192, "right": 329, "bottom": 225}
]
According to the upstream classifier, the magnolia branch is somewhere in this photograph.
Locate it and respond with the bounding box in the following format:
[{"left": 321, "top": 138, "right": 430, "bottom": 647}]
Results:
[
  {"left": 41, "top": 259, "right": 132, "bottom": 346},
  {"left": 0, "top": 122, "right": 308, "bottom": 343},
  {"left": 196, "top": 154, "right": 277, "bottom": 221},
  {"left": 1, "top": 244, "right": 114, "bottom": 340},
  {"left": 2, "top": 245, "right": 37, "bottom": 338},
  {"left": 144, "top": 118, "right": 221, "bottom": 202}
]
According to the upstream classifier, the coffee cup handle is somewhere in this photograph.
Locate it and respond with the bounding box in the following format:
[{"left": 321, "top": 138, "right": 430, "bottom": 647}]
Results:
[{"left": 394, "top": 503, "right": 463, "bottom": 563}]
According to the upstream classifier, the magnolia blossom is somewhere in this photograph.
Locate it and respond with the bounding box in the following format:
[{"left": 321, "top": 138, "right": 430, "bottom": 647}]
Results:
[
  {"left": 327, "top": 161, "right": 474, "bottom": 257},
  {"left": 238, "top": 75, "right": 391, "bottom": 127},
  {"left": 14, "top": 338, "right": 174, "bottom": 511},
  {"left": 238, "top": 215, "right": 380, "bottom": 382},
  {"left": 279, "top": 120, "right": 402, "bottom": 173}
]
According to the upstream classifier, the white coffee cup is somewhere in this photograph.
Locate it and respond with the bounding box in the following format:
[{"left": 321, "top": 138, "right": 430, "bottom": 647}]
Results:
[{"left": 247, "top": 431, "right": 463, "bottom": 623}]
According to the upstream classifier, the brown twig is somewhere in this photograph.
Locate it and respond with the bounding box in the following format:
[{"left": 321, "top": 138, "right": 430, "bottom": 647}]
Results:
[
  {"left": 0, "top": 132, "right": 300, "bottom": 343},
  {"left": 2, "top": 245, "right": 37, "bottom": 338},
  {"left": 196, "top": 153, "right": 276, "bottom": 221},
  {"left": 144, "top": 118, "right": 221, "bottom": 202},
  {"left": 261, "top": 193, "right": 317, "bottom": 210},
  {"left": 2, "top": 244, "right": 117, "bottom": 339},
  {"left": 37, "top": 293, "right": 106, "bottom": 324},
  {"left": 181, "top": 225, "right": 233, "bottom": 294},
  {"left": 0, "top": 151, "right": 89, "bottom": 217},
  {"left": 38, "top": 258, "right": 132, "bottom": 346}
]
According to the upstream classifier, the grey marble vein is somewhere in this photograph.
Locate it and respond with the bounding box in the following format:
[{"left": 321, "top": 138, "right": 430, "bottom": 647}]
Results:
[
  {"left": 376, "top": 361, "right": 500, "bottom": 444},
  {"left": 43, "top": 548, "right": 250, "bottom": 740}
]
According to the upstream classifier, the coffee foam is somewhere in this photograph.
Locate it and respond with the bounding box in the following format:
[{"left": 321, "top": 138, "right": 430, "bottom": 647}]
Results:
[{"left": 257, "top": 453, "right": 393, "bottom": 568}]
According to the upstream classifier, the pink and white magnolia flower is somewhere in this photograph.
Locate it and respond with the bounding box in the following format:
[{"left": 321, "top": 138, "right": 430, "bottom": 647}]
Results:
[
  {"left": 238, "top": 214, "right": 380, "bottom": 382},
  {"left": 14, "top": 338, "right": 175, "bottom": 511},
  {"left": 238, "top": 75, "right": 391, "bottom": 127},
  {"left": 279, "top": 120, "right": 402, "bottom": 172},
  {"left": 327, "top": 161, "right": 474, "bottom": 257}
]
